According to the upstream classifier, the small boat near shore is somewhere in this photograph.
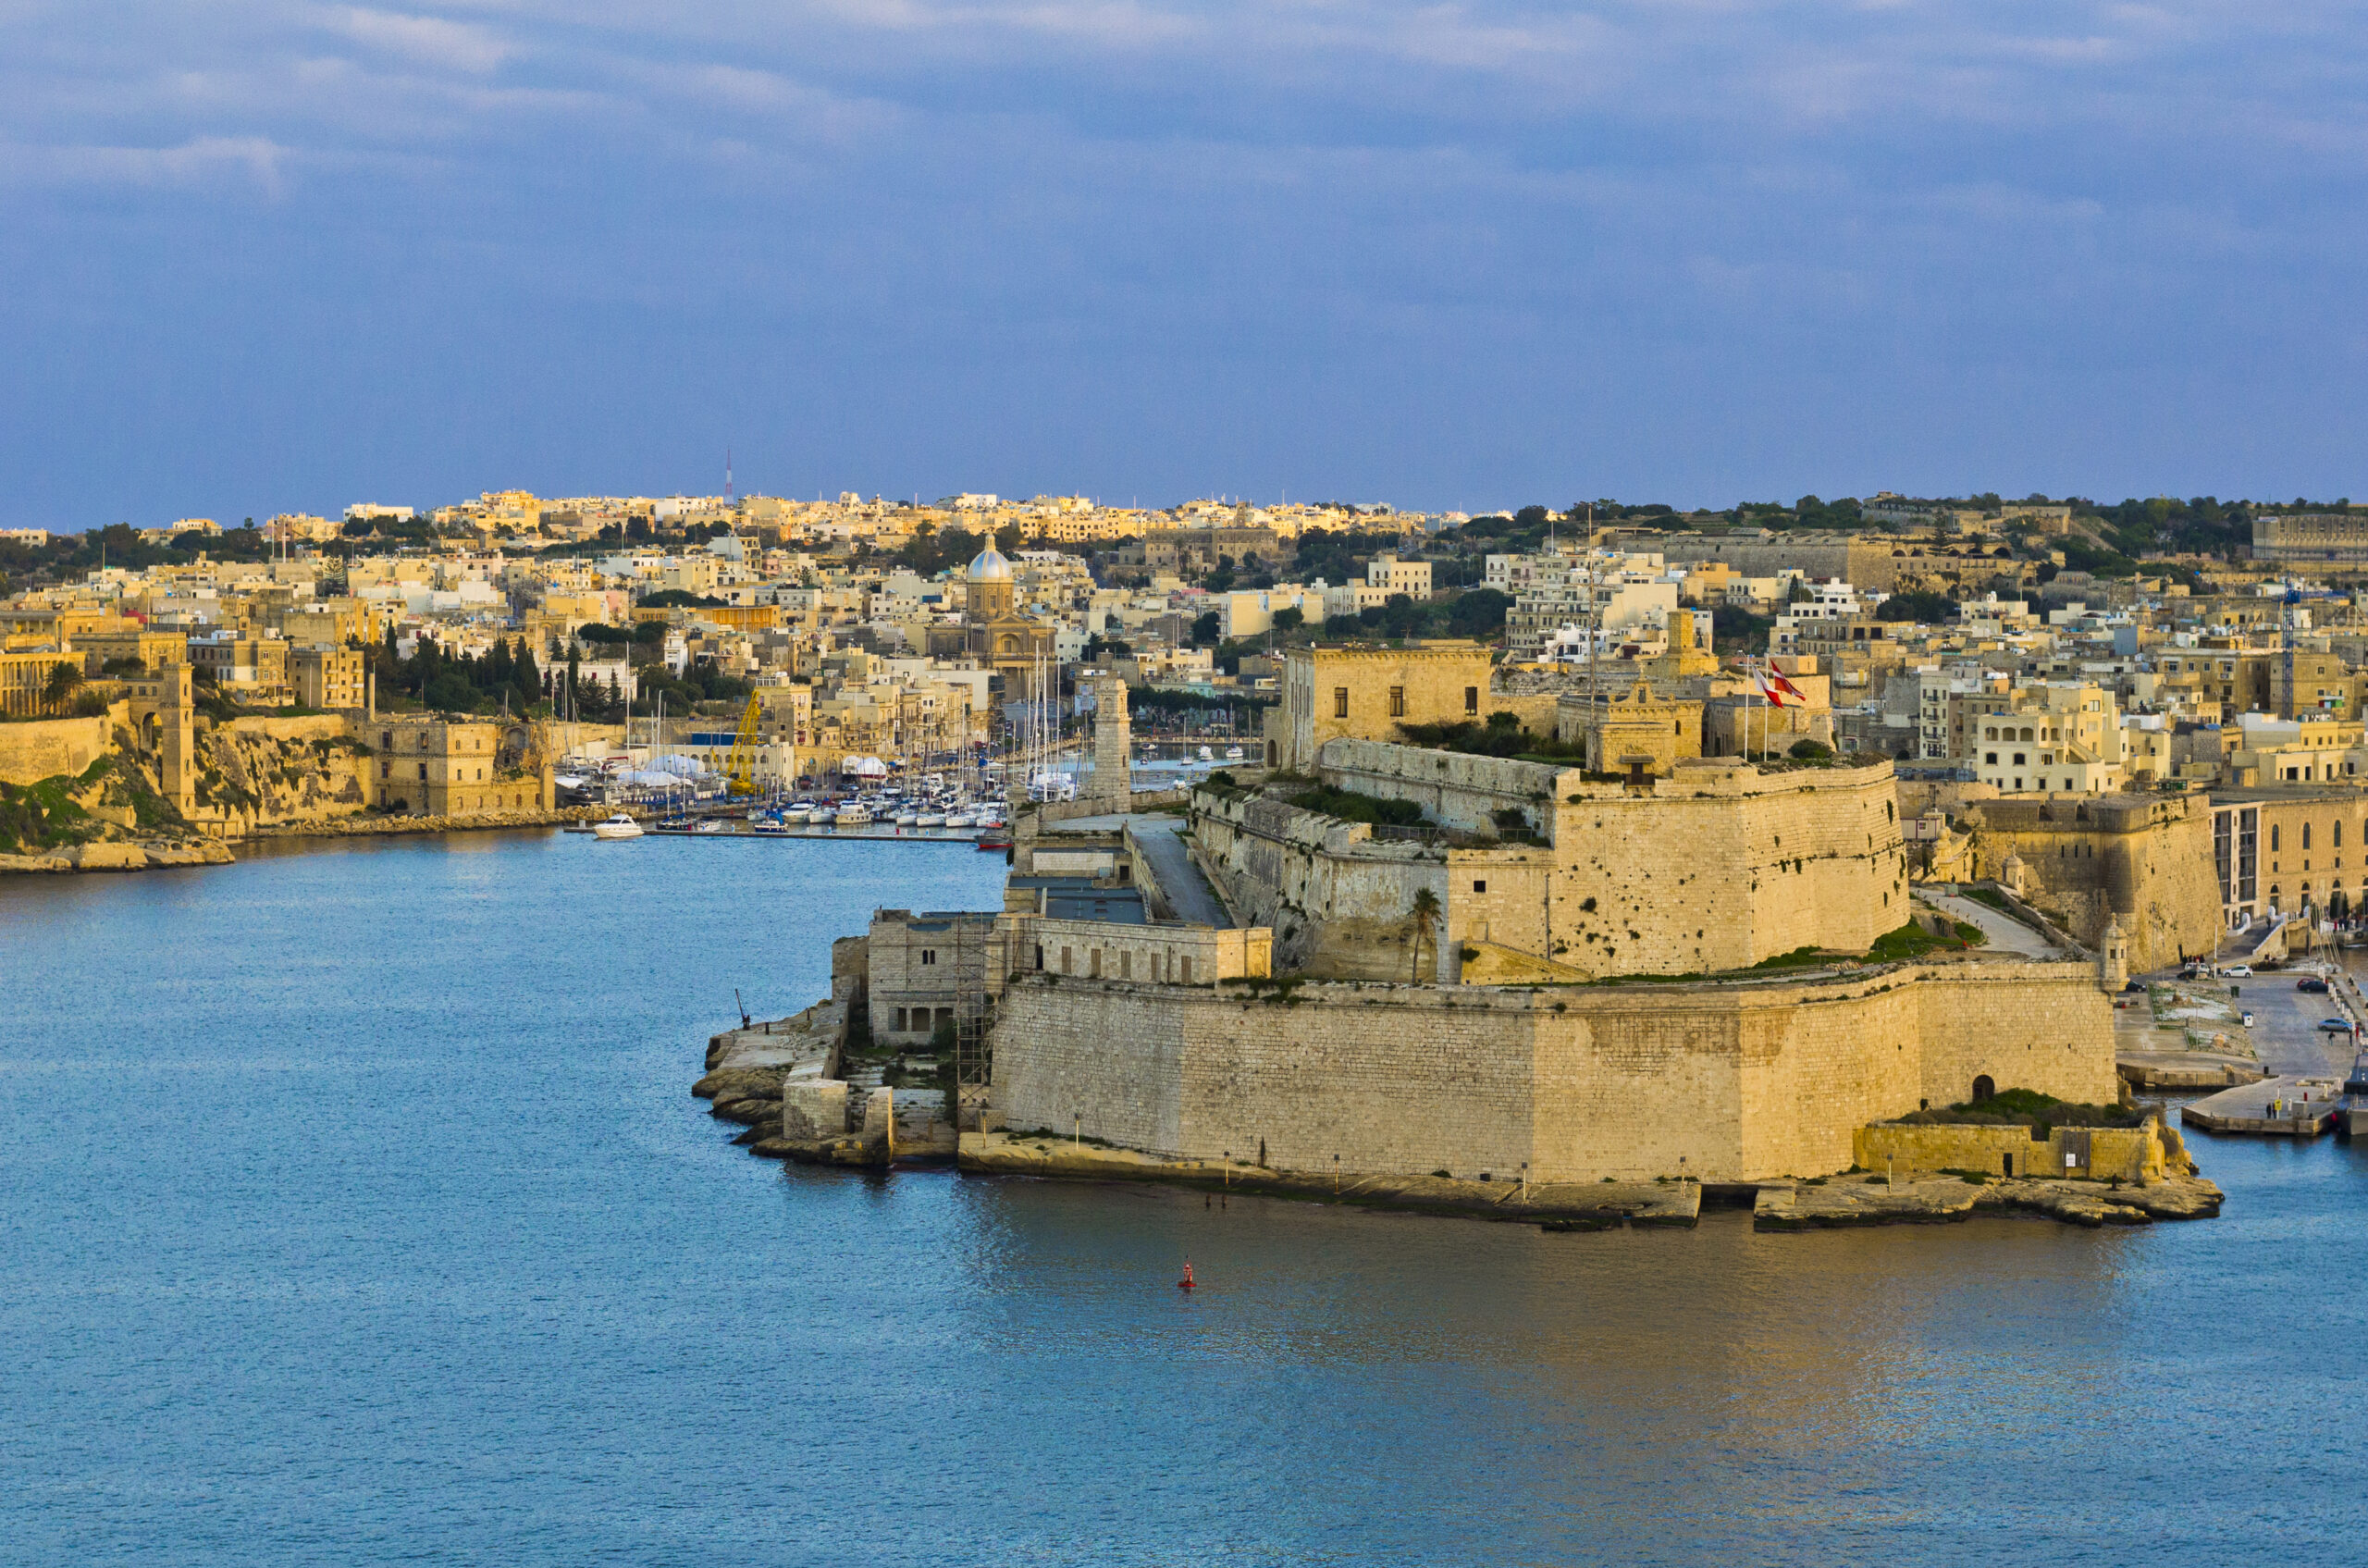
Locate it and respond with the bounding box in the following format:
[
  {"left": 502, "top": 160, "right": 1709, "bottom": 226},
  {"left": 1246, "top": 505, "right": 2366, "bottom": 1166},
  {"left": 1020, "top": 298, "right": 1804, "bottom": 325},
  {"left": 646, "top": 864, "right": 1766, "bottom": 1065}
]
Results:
[{"left": 592, "top": 813, "right": 644, "bottom": 841}]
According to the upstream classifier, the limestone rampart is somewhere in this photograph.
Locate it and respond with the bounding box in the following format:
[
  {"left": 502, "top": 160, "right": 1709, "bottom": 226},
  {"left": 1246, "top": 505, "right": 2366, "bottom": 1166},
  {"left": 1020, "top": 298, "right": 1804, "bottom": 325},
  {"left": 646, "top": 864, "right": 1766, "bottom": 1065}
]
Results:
[
  {"left": 1300, "top": 744, "right": 1908, "bottom": 977},
  {"left": 0, "top": 715, "right": 111, "bottom": 785},
  {"left": 1967, "top": 793, "right": 2220, "bottom": 971},
  {"left": 990, "top": 960, "right": 2115, "bottom": 1183}
]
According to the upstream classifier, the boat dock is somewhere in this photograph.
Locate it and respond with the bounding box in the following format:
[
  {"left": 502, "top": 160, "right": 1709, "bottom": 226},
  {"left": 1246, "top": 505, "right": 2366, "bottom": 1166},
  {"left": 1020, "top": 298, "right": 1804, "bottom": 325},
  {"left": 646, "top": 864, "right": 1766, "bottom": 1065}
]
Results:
[
  {"left": 2181, "top": 1076, "right": 2344, "bottom": 1137},
  {"left": 565, "top": 820, "right": 1003, "bottom": 846}
]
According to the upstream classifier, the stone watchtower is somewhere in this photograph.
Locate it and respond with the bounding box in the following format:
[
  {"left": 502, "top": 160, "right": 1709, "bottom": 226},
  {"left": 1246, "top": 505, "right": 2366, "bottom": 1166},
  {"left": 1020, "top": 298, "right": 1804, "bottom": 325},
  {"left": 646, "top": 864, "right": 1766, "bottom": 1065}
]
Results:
[
  {"left": 2098, "top": 911, "right": 2129, "bottom": 994},
  {"left": 1087, "top": 672, "right": 1131, "bottom": 809}
]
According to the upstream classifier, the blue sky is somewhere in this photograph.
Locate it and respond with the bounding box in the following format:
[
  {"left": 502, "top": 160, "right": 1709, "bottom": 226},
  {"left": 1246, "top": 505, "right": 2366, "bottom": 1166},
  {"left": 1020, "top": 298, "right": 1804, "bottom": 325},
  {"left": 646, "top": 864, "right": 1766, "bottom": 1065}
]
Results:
[{"left": 3, "top": 1, "right": 2363, "bottom": 526}]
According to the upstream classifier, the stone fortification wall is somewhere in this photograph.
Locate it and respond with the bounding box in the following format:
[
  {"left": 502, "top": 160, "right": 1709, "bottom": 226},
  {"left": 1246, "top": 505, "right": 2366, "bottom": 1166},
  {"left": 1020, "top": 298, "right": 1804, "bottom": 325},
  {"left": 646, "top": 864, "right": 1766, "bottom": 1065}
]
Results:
[
  {"left": 991, "top": 961, "right": 2114, "bottom": 1182},
  {"left": 1193, "top": 787, "right": 1558, "bottom": 982},
  {"left": 1310, "top": 743, "right": 1907, "bottom": 976},
  {"left": 224, "top": 714, "right": 354, "bottom": 744},
  {"left": 1193, "top": 789, "right": 1449, "bottom": 979},
  {"left": 1319, "top": 739, "right": 1570, "bottom": 837},
  {"left": 1548, "top": 757, "right": 1907, "bottom": 973},
  {"left": 1967, "top": 793, "right": 2220, "bottom": 972},
  {"left": 1638, "top": 534, "right": 1909, "bottom": 593},
  {"left": 0, "top": 715, "right": 112, "bottom": 785}
]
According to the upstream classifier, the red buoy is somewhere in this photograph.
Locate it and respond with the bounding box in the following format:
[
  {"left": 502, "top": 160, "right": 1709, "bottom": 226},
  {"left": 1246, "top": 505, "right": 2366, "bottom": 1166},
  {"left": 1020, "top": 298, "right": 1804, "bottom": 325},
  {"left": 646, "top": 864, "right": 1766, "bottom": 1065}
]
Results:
[{"left": 1178, "top": 1261, "right": 1195, "bottom": 1290}]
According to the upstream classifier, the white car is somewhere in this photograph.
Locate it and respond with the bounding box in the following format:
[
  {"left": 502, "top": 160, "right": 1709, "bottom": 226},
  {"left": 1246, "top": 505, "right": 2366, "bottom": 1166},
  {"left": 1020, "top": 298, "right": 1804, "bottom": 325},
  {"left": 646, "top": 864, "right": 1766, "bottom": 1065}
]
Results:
[{"left": 2223, "top": 965, "right": 2252, "bottom": 978}]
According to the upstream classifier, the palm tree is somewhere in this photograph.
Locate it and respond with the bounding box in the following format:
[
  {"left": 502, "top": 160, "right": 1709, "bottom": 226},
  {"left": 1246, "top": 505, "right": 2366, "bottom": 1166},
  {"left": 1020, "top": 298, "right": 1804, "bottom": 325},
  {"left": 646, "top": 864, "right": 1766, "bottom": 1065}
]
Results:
[
  {"left": 1409, "top": 886, "right": 1441, "bottom": 983},
  {"left": 43, "top": 660, "right": 83, "bottom": 714}
]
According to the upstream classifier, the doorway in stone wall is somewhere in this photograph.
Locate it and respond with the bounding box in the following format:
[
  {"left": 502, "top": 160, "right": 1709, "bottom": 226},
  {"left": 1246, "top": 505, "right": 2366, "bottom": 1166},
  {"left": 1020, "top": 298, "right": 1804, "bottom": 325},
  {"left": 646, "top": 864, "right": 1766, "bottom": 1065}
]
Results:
[{"left": 1971, "top": 1074, "right": 1995, "bottom": 1104}]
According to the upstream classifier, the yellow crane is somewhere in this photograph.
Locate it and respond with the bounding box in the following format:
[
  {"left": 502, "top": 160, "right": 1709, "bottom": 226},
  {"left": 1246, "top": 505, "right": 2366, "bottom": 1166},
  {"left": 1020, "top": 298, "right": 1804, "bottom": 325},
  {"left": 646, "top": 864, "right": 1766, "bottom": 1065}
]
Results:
[{"left": 723, "top": 694, "right": 762, "bottom": 796}]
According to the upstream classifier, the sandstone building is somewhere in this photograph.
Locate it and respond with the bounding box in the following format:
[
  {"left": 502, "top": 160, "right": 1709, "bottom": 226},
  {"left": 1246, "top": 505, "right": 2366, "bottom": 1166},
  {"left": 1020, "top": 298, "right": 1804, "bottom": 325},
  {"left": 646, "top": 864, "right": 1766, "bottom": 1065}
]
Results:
[{"left": 371, "top": 719, "right": 551, "bottom": 815}]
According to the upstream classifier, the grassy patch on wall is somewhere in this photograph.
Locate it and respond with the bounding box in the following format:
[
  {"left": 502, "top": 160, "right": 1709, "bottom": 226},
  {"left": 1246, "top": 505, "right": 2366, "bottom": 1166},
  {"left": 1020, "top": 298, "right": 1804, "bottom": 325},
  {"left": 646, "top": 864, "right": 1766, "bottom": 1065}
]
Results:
[
  {"left": 1289, "top": 784, "right": 1425, "bottom": 827},
  {"left": 1898, "top": 1087, "right": 2141, "bottom": 1132}
]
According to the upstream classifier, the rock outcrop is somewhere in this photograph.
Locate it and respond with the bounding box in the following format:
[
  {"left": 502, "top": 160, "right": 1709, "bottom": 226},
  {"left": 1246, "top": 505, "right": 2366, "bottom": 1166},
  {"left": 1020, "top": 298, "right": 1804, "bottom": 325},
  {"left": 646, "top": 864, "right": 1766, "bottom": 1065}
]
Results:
[{"left": 1754, "top": 1170, "right": 2224, "bottom": 1230}]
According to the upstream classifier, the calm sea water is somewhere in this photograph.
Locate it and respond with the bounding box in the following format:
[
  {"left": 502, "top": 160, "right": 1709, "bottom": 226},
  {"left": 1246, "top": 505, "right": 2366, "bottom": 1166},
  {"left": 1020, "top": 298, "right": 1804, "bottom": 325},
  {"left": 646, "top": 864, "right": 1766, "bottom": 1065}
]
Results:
[{"left": 5, "top": 831, "right": 2368, "bottom": 1566}]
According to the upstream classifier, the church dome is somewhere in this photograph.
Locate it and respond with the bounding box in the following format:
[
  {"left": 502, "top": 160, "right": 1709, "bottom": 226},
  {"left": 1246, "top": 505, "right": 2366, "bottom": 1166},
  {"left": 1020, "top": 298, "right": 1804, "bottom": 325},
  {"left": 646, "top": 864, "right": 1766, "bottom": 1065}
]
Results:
[{"left": 967, "top": 546, "right": 1014, "bottom": 583}]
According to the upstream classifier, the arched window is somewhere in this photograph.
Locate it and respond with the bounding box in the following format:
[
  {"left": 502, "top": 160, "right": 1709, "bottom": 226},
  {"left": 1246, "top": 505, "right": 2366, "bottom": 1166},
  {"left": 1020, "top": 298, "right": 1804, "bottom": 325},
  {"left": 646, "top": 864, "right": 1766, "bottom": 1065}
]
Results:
[
  {"left": 2304, "top": 824, "right": 2312, "bottom": 849},
  {"left": 2272, "top": 825, "right": 2282, "bottom": 851}
]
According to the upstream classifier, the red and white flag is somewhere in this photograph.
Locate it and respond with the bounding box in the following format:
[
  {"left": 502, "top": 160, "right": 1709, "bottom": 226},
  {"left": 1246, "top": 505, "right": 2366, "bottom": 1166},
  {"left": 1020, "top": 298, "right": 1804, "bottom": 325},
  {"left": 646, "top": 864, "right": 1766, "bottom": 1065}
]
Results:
[{"left": 1758, "top": 667, "right": 1807, "bottom": 708}]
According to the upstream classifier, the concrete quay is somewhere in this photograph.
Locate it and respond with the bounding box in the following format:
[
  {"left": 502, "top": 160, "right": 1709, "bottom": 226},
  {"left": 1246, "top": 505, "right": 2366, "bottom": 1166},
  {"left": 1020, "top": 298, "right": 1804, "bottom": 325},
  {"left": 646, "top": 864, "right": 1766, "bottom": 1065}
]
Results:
[
  {"left": 2182, "top": 1077, "right": 2344, "bottom": 1137},
  {"left": 959, "top": 1130, "right": 1704, "bottom": 1228}
]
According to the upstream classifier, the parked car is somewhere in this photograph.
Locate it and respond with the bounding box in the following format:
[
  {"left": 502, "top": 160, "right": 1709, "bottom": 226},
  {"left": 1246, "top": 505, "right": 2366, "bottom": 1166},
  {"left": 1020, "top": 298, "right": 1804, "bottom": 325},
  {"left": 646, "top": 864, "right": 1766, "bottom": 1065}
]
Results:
[
  {"left": 2224, "top": 965, "right": 2253, "bottom": 978},
  {"left": 2299, "top": 978, "right": 2331, "bottom": 993},
  {"left": 2321, "top": 1018, "right": 2354, "bottom": 1033}
]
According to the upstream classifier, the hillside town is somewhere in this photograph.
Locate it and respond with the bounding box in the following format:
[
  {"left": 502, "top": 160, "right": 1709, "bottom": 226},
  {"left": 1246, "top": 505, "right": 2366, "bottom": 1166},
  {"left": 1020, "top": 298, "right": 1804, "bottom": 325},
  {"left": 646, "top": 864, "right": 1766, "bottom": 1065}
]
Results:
[
  {"left": 15, "top": 484, "right": 2368, "bottom": 1214},
  {"left": 5, "top": 488, "right": 2368, "bottom": 916}
]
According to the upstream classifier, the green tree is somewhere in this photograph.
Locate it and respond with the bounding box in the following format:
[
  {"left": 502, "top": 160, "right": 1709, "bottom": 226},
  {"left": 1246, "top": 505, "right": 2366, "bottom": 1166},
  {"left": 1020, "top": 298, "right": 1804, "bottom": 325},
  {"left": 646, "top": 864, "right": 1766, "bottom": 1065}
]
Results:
[
  {"left": 1409, "top": 886, "right": 1441, "bottom": 983},
  {"left": 43, "top": 660, "right": 83, "bottom": 713}
]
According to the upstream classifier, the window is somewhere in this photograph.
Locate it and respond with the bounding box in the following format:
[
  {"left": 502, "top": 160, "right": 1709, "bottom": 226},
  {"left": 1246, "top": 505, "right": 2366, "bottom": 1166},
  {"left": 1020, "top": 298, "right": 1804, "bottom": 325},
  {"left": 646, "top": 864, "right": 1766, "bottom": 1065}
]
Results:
[
  {"left": 1090, "top": 950, "right": 1102, "bottom": 978},
  {"left": 1985, "top": 752, "right": 1997, "bottom": 765},
  {"left": 893, "top": 1007, "right": 908, "bottom": 1031},
  {"left": 1061, "top": 946, "right": 1073, "bottom": 974},
  {"left": 1120, "top": 951, "right": 1131, "bottom": 979},
  {"left": 1389, "top": 686, "right": 1405, "bottom": 718},
  {"left": 418, "top": 763, "right": 428, "bottom": 780},
  {"left": 2272, "top": 825, "right": 2281, "bottom": 852},
  {"left": 2013, "top": 753, "right": 2026, "bottom": 766},
  {"left": 1333, "top": 687, "right": 1349, "bottom": 719},
  {"left": 1465, "top": 686, "right": 1479, "bottom": 714},
  {"left": 1179, "top": 957, "right": 1192, "bottom": 983},
  {"left": 920, "top": 949, "right": 936, "bottom": 966},
  {"left": 2304, "top": 824, "right": 2313, "bottom": 850}
]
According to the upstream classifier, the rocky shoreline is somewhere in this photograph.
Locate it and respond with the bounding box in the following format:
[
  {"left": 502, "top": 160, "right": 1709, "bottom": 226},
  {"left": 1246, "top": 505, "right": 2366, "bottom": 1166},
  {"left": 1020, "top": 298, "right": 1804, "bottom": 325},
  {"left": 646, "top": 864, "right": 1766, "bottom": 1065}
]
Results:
[
  {"left": 0, "top": 805, "right": 610, "bottom": 877},
  {"left": 0, "top": 837, "right": 237, "bottom": 874},
  {"left": 242, "top": 805, "right": 607, "bottom": 840},
  {"left": 1754, "top": 1169, "right": 2223, "bottom": 1229}
]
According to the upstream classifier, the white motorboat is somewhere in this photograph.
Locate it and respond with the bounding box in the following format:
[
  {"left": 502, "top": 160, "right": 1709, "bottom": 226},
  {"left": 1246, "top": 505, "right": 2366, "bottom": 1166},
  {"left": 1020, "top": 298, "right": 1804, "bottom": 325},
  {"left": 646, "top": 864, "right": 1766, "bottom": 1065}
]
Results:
[
  {"left": 592, "top": 812, "right": 644, "bottom": 840},
  {"left": 925, "top": 811, "right": 954, "bottom": 828},
  {"left": 1225, "top": 745, "right": 1244, "bottom": 761},
  {"left": 1198, "top": 746, "right": 1214, "bottom": 761},
  {"left": 694, "top": 820, "right": 726, "bottom": 834},
  {"left": 783, "top": 804, "right": 812, "bottom": 822},
  {"left": 896, "top": 810, "right": 920, "bottom": 827},
  {"left": 834, "top": 804, "right": 873, "bottom": 827}
]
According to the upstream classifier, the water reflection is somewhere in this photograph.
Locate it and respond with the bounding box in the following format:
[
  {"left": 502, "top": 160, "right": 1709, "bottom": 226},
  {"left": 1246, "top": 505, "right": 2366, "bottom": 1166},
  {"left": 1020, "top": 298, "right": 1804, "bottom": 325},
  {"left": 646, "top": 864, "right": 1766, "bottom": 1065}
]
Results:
[{"left": 1, "top": 834, "right": 2363, "bottom": 1564}]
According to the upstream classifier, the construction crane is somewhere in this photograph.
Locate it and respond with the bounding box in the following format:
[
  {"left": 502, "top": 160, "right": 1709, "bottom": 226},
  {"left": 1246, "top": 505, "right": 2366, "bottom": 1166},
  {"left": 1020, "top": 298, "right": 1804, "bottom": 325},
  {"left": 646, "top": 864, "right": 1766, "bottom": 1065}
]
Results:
[
  {"left": 722, "top": 695, "right": 762, "bottom": 796},
  {"left": 2283, "top": 583, "right": 2303, "bottom": 718}
]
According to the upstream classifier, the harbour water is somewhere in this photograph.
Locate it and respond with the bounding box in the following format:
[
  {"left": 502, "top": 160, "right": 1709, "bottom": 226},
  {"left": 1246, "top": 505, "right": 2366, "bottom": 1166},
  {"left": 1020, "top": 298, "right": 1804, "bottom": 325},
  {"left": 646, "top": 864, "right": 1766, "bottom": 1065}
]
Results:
[{"left": 6, "top": 831, "right": 2368, "bottom": 1564}]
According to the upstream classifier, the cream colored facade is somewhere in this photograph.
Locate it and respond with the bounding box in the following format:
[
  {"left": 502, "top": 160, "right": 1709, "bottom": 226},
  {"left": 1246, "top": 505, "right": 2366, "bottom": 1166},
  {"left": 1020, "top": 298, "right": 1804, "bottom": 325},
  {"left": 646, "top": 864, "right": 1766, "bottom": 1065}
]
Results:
[
  {"left": 1273, "top": 643, "right": 1495, "bottom": 770},
  {"left": 1972, "top": 683, "right": 2124, "bottom": 795},
  {"left": 1365, "top": 555, "right": 1433, "bottom": 598},
  {"left": 370, "top": 719, "right": 550, "bottom": 815},
  {"left": 292, "top": 645, "right": 366, "bottom": 710}
]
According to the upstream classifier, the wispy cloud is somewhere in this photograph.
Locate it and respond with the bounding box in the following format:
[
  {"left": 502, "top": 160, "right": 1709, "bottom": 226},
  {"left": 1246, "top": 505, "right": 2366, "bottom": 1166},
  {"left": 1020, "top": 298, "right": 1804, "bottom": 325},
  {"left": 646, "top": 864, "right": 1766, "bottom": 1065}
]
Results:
[
  {"left": 334, "top": 6, "right": 512, "bottom": 74},
  {"left": 0, "top": 133, "right": 290, "bottom": 193}
]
